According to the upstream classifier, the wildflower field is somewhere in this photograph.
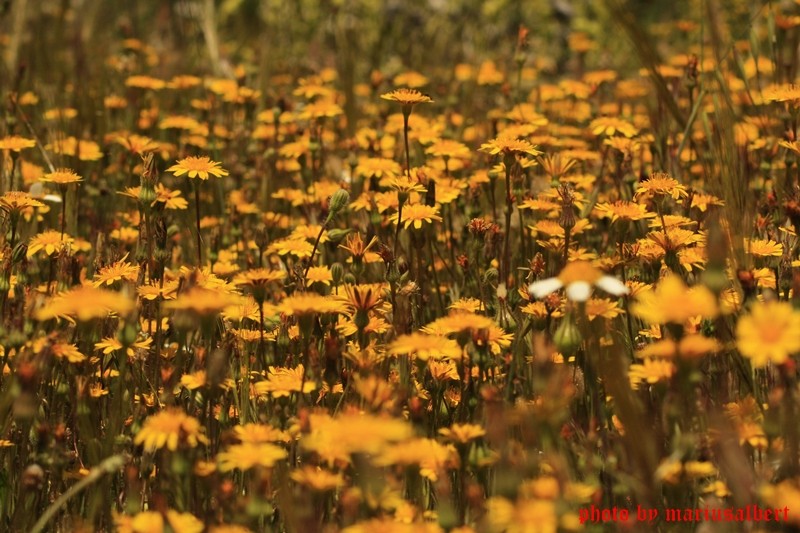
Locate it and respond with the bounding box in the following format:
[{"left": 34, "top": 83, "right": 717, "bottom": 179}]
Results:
[{"left": 2, "top": 0, "right": 800, "bottom": 531}]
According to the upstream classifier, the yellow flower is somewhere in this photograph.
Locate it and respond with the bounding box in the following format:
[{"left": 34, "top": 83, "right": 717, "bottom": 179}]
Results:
[
  {"left": 167, "top": 156, "right": 229, "bottom": 180},
  {"left": 159, "top": 115, "right": 201, "bottom": 130},
  {"left": 439, "top": 423, "right": 485, "bottom": 444},
  {"left": 342, "top": 283, "right": 384, "bottom": 313},
  {"left": 27, "top": 230, "right": 74, "bottom": 257},
  {"left": 380, "top": 88, "right": 433, "bottom": 105},
  {"left": 115, "top": 134, "right": 159, "bottom": 155},
  {"left": 594, "top": 201, "right": 655, "bottom": 223},
  {"left": 298, "top": 99, "right": 343, "bottom": 120},
  {"left": 290, "top": 466, "right": 345, "bottom": 491},
  {"left": 584, "top": 298, "right": 625, "bottom": 320},
  {"left": 634, "top": 172, "right": 689, "bottom": 200},
  {"left": 267, "top": 237, "right": 314, "bottom": 258},
  {"left": 254, "top": 365, "right": 317, "bottom": 397},
  {"left": 426, "top": 139, "right": 470, "bottom": 159},
  {"left": 36, "top": 286, "right": 134, "bottom": 322},
  {"left": 0, "top": 191, "right": 44, "bottom": 212},
  {"left": 92, "top": 257, "right": 140, "bottom": 287},
  {"left": 632, "top": 274, "right": 717, "bottom": 325},
  {"left": 759, "top": 480, "right": 800, "bottom": 525},
  {"left": 589, "top": 116, "right": 638, "bottom": 137},
  {"left": 95, "top": 336, "right": 153, "bottom": 358},
  {"left": 134, "top": 409, "right": 208, "bottom": 451},
  {"left": 180, "top": 370, "right": 207, "bottom": 390},
  {"left": 232, "top": 268, "right": 286, "bottom": 288},
  {"left": 0, "top": 135, "right": 36, "bottom": 152},
  {"left": 636, "top": 335, "right": 720, "bottom": 359},
  {"left": 305, "top": 266, "right": 333, "bottom": 286},
  {"left": 46, "top": 136, "right": 103, "bottom": 160},
  {"left": 746, "top": 238, "right": 783, "bottom": 258},
  {"left": 356, "top": 157, "right": 402, "bottom": 178},
  {"left": 479, "top": 133, "right": 540, "bottom": 157},
  {"left": 165, "top": 287, "right": 244, "bottom": 316},
  {"left": 232, "top": 423, "right": 291, "bottom": 444},
  {"left": 154, "top": 184, "right": 188, "bottom": 209},
  {"left": 125, "top": 75, "right": 166, "bottom": 90},
  {"left": 736, "top": 300, "right": 800, "bottom": 367},
  {"left": 393, "top": 70, "right": 429, "bottom": 87},
  {"left": 389, "top": 203, "right": 442, "bottom": 229},
  {"left": 301, "top": 412, "right": 414, "bottom": 464},
  {"left": 339, "top": 232, "right": 379, "bottom": 261},
  {"left": 166, "top": 511, "right": 204, "bottom": 533},
  {"left": 629, "top": 359, "right": 675, "bottom": 388},
  {"left": 388, "top": 333, "right": 463, "bottom": 361},
  {"left": 121, "top": 511, "right": 163, "bottom": 533},
  {"left": 217, "top": 442, "right": 287, "bottom": 472},
  {"left": 52, "top": 342, "right": 87, "bottom": 363},
  {"left": 279, "top": 294, "right": 348, "bottom": 316},
  {"left": 41, "top": 168, "right": 83, "bottom": 185},
  {"left": 428, "top": 360, "right": 460, "bottom": 381}
]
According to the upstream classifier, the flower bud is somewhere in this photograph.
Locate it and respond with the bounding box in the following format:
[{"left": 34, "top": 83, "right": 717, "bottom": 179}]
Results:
[
  {"left": 325, "top": 189, "right": 350, "bottom": 224},
  {"left": 326, "top": 228, "right": 352, "bottom": 243},
  {"left": 330, "top": 263, "right": 344, "bottom": 286},
  {"left": 11, "top": 242, "right": 27, "bottom": 264},
  {"left": 553, "top": 314, "right": 582, "bottom": 356}
]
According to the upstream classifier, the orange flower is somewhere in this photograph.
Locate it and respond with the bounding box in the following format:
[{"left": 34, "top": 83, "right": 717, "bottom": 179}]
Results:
[{"left": 167, "top": 156, "right": 229, "bottom": 180}]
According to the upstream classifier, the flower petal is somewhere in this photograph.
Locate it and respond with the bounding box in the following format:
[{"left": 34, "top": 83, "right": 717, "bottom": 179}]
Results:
[
  {"left": 528, "top": 277, "right": 564, "bottom": 299},
  {"left": 566, "top": 281, "right": 592, "bottom": 302},
  {"left": 595, "top": 275, "right": 629, "bottom": 296}
]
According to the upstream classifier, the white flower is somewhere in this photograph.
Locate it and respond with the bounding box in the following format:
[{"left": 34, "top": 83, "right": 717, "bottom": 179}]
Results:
[{"left": 528, "top": 261, "right": 628, "bottom": 302}]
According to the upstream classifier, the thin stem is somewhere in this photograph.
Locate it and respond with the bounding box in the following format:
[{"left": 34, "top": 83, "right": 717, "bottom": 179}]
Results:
[
  {"left": 194, "top": 180, "right": 203, "bottom": 266},
  {"left": 303, "top": 223, "right": 327, "bottom": 280},
  {"left": 403, "top": 111, "right": 411, "bottom": 178},
  {"left": 503, "top": 160, "right": 513, "bottom": 283},
  {"left": 60, "top": 185, "right": 67, "bottom": 240}
]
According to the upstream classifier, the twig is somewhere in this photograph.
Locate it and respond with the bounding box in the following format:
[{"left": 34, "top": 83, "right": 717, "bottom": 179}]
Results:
[{"left": 31, "top": 453, "right": 130, "bottom": 533}]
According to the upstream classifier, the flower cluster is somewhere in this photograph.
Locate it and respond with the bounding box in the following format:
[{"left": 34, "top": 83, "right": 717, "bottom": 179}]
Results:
[{"left": 1, "top": 2, "right": 800, "bottom": 532}]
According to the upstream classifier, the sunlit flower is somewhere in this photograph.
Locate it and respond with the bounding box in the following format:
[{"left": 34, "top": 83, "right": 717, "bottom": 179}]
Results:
[
  {"left": 290, "top": 466, "right": 345, "bottom": 491},
  {"left": 634, "top": 172, "right": 689, "bottom": 200},
  {"left": 589, "top": 116, "right": 638, "bottom": 137},
  {"left": 134, "top": 409, "right": 208, "bottom": 452},
  {"left": 217, "top": 442, "right": 287, "bottom": 472},
  {"left": 388, "top": 333, "right": 463, "bottom": 361},
  {"left": 27, "top": 230, "right": 74, "bottom": 257},
  {"left": 632, "top": 274, "right": 717, "bottom": 325},
  {"left": 629, "top": 359, "right": 675, "bottom": 388},
  {"left": 167, "top": 156, "right": 229, "bottom": 180},
  {"left": 745, "top": 238, "right": 783, "bottom": 258},
  {"left": 439, "top": 423, "right": 485, "bottom": 444},
  {"left": 254, "top": 365, "right": 317, "bottom": 397},
  {"left": 0, "top": 135, "right": 36, "bottom": 152},
  {"left": 479, "top": 133, "right": 540, "bottom": 157},
  {"left": 594, "top": 201, "right": 655, "bottom": 223},
  {"left": 380, "top": 88, "right": 433, "bottom": 106},
  {"left": 0, "top": 191, "right": 44, "bottom": 213},
  {"left": 389, "top": 203, "right": 442, "bottom": 229},
  {"left": 36, "top": 286, "right": 134, "bottom": 322},
  {"left": 93, "top": 257, "right": 140, "bottom": 286},
  {"left": 736, "top": 300, "right": 800, "bottom": 367}
]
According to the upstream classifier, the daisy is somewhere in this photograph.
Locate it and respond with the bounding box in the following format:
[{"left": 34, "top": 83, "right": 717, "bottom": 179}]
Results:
[{"left": 528, "top": 261, "right": 628, "bottom": 302}]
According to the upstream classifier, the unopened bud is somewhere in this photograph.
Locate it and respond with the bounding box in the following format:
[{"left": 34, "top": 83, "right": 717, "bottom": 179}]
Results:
[
  {"left": 330, "top": 263, "right": 344, "bottom": 285},
  {"left": 553, "top": 314, "right": 582, "bottom": 356},
  {"left": 326, "top": 189, "right": 350, "bottom": 223},
  {"left": 326, "top": 228, "right": 352, "bottom": 243}
]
